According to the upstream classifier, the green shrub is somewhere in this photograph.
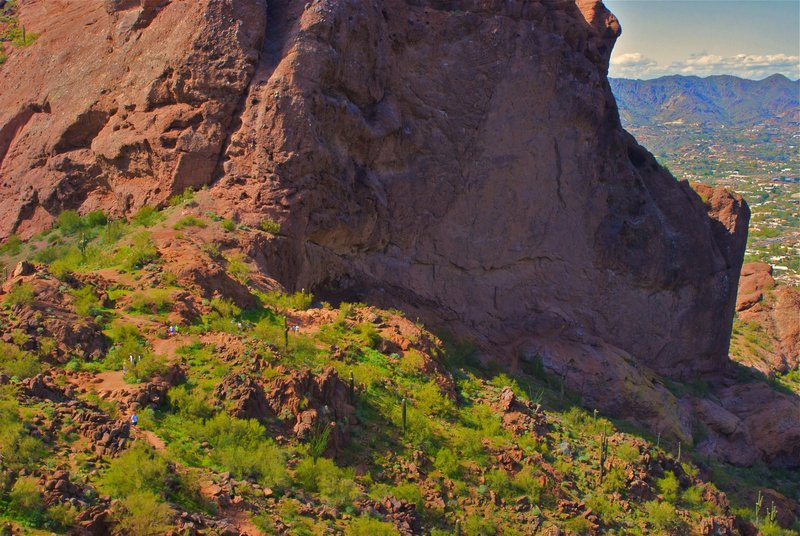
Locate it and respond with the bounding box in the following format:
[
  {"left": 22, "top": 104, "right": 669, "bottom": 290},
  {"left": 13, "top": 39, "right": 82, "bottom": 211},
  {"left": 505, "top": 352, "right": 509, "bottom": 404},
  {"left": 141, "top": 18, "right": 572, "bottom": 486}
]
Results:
[
  {"left": 173, "top": 216, "right": 206, "bottom": 230},
  {"left": 260, "top": 290, "right": 314, "bottom": 311},
  {"left": 114, "top": 491, "right": 173, "bottom": 536},
  {"left": 221, "top": 219, "right": 236, "bottom": 232},
  {"left": 293, "top": 457, "right": 360, "bottom": 507},
  {"left": 485, "top": 468, "right": 513, "bottom": 499},
  {"left": 433, "top": 448, "right": 461, "bottom": 479},
  {"left": 100, "top": 443, "right": 168, "bottom": 497},
  {"left": 643, "top": 500, "right": 681, "bottom": 531},
  {"left": 124, "top": 353, "right": 168, "bottom": 384},
  {"left": 103, "top": 220, "right": 127, "bottom": 243},
  {"left": 129, "top": 288, "right": 172, "bottom": 315},
  {"left": 0, "top": 342, "right": 41, "bottom": 378},
  {"left": 511, "top": 466, "right": 545, "bottom": 504},
  {"left": 4, "top": 281, "right": 35, "bottom": 307},
  {"left": 259, "top": 218, "right": 281, "bottom": 234},
  {"left": 193, "top": 413, "right": 289, "bottom": 490},
  {"left": 72, "top": 285, "right": 102, "bottom": 317},
  {"left": 45, "top": 502, "right": 79, "bottom": 532},
  {"left": 7, "top": 476, "right": 45, "bottom": 524},
  {"left": 0, "top": 234, "right": 23, "bottom": 255},
  {"left": 131, "top": 206, "right": 161, "bottom": 227},
  {"left": 464, "top": 513, "right": 497, "bottom": 535},
  {"left": 346, "top": 517, "right": 400, "bottom": 536},
  {"left": 414, "top": 381, "right": 454, "bottom": 418},
  {"left": 169, "top": 188, "right": 195, "bottom": 206},
  {"left": 657, "top": 471, "right": 680, "bottom": 503},
  {"left": 167, "top": 385, "right": 214, "bottom": 420},
  {"left": 56, "top": 210, "right": 83, "bottom": 234},
  {"left": 120, "top": 232, "right": 158, "bottom": 270},
  {"left": 226, "top": 253, "right": 249, "bottom": 284}
]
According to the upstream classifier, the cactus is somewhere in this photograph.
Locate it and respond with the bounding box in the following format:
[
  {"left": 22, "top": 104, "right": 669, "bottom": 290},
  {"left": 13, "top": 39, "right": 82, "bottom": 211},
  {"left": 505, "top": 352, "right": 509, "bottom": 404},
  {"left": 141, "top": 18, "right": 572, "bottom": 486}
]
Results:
[
  {"left": 401, "top": 398, "right": 407, "bottom": 436},
  {"left": 755, "top": 490, "right": 763, "bottom": 525},
  {"left": 349, "top": 371, "right": 355, "bottom": 402},
  {"left": 599, "top": 428, "right": 609, "bottom": 485}
]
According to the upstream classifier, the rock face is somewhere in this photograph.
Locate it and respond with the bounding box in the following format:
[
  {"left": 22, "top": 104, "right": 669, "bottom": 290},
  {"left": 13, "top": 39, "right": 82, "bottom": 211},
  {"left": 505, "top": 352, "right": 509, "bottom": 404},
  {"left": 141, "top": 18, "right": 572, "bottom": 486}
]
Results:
[
  {"left": 216, "top": 0, "right": 748, "bottom": 383},
  {"left": 0, "top": 1, "right": 753, "bottom": 443},
  {"left": 734, "top": 262, "right": 799, "bottom": 374}
]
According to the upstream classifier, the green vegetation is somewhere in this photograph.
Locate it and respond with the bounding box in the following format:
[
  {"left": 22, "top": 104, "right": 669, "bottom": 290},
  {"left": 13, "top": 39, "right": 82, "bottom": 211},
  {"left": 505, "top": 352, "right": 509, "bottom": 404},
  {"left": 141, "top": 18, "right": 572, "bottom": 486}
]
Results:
[
  {"left": 259, "top": 217, "right": 281, "bottom": 234},
  {"left": 173, "top": 216, "right": 206, "bottom": 230},
  {"left": 0, "top": 198, "right": 796, "bottom": 535}
]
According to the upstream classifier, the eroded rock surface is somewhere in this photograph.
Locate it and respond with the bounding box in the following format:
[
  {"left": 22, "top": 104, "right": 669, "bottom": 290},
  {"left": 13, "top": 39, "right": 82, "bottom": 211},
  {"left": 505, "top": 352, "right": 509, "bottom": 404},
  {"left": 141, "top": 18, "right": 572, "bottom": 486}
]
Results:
[{"left": 0, "top": 1, "right": 761, "bottom": 460}]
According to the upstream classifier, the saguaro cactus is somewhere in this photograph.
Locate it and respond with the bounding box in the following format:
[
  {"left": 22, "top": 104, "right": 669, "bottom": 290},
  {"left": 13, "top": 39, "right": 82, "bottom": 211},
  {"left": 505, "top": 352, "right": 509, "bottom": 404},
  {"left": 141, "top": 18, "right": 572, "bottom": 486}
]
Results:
[{"left": 599, "top": 429, "right": 609, "bottom": 485}]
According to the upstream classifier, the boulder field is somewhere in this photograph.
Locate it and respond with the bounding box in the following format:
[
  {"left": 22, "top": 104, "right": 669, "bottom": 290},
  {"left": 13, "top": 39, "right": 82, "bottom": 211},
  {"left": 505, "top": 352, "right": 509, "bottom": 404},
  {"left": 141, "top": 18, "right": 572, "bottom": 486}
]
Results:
[{"left": 0, "top": 0, "right": 795, "bottom": 466}]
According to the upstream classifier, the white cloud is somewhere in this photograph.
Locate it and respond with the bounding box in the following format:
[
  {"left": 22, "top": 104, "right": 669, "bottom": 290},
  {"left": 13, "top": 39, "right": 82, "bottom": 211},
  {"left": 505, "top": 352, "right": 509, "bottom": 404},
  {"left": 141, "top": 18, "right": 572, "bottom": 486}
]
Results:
[
  {"left": 610, "top": 51, "right": 800, "bottom": 79},
  {"left": 610, "top": 52, "right": 660, "bottom": 78}
]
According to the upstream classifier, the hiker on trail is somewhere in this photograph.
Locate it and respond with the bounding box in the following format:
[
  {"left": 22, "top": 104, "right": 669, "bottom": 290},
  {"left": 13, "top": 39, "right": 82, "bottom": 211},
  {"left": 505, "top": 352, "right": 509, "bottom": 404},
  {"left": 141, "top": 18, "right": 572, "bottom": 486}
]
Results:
[
  {"left": 237, "top": 322, "right": 242, "bottom": 331},
  {"left": 169, "top": 325, "right": 175, "bottom": 336},
  {"left": 131, "top": 414, "right": 138, "bottom": 427},
  {"left": 137, "top": 355, "right": 142, "bottom": 362},
  {"left": 129, "top": 355, "right": 135, "bottom": 366}
]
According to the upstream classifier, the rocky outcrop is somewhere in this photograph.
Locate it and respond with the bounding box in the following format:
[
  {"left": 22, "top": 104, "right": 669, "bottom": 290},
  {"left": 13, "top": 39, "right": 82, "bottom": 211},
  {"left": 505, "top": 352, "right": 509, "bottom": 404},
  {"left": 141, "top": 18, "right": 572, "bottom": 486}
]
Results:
[
  {"left": 0, "top": 0, "right": 266, "bottom": 237},
  {"left": 733, "top": 262, "right": 799, "bottom": 374},
  {"left": 264, "top": 367, "right": 354, "bottom": 446},
  {"left": 0, "top": 1, "right": 756, "bottom": 458},
  {"left": 211, "top": 0, "right": 749, "bottom": 385}
]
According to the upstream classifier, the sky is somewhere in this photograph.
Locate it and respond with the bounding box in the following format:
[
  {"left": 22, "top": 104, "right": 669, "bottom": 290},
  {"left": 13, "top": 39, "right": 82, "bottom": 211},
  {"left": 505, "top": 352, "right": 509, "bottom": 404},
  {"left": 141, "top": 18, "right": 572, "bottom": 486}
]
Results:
[{"left": 605, "top": 0, "right": 800, "bottom": 80}]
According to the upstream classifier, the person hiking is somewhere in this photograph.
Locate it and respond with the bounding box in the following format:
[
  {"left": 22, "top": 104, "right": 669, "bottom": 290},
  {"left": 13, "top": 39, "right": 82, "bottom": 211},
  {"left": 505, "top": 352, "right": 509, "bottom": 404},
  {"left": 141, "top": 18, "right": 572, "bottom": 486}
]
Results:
[{"left": 131, "top": 414, "right": 138, "bottom": 427}]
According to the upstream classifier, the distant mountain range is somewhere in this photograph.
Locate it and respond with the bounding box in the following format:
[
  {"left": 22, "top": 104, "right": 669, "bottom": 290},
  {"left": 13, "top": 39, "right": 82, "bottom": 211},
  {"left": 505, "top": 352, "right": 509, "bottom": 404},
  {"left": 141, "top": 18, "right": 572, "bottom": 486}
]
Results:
[{"left": 610, "top": 74, "right": 800, "bottom": 128}]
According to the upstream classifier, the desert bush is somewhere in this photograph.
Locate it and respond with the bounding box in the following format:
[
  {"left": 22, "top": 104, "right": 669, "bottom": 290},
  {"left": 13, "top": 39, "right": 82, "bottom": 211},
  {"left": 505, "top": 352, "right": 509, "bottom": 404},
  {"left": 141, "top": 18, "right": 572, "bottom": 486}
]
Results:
[
  {"left": 6, "top": 476, "right": 45, "bottom": 524},
  {"left": 0, "top": 234, "right": 22, "bottom": 255},
  {"left": 259, "top": 218, "right": 281, "bottom": 234},
  {"left": 124, "top": 353, "right": 168, "bottom": 383},
  {"left": 193, "top": 413, "right": 289, "bottom": 490},
  {"left": 0, "top": 342, "right": 41, "bottom": 378},
  {"left": 293, "top": 457, "right": 360, "bottom": 507},
  {"left": 414, "top": 381, "right": 454, "bottom": 418},
  {"left": 433, "top": 447, "right": 461, "bottom": 479},
  {"left": 44, "top": 502, "right": 79, "bottom": 532},
  {"left": 346, "top": 517, "right": 400, "bottom": 536},
  {"left": 4, "top": 281, "right": 34, "bottom": 307},
  {"left": 643, "top": 500, "right": 681, "bottom": 531},
  {"left": 485, "top": 468, "right": 513, "bottom": 499},
  {"left": 56, "top": 210, "right": 83, "bottom": 235},
  {"left": 168, "top": 385, "right": 214, "bottom": 420},
  {"left": 114, "top": 491, "right": 173, "bottom": 536},
  {"left": 131, "top": 206, "right": 161, "bottom": 227},
  {"left": 260, "top": 290, "right": 314, "bottom": 311},
  {"left": 226, "top": 252, "right": 249, "bottom": 284},
  {"left": 117, "top": 232, "right": 158, "bottom": 270},
  {"left": 173, "top": 216, "right": 206, "bottom": 230},
  {"left": 128, "top": 288, "right": 172, "bottom": 315},
  {"left": 72, "top": 285, "right": 102, "bottom": 317},
  {"left": 168, "top": 187, "right": 194, "bottom": 206},
  {"left": 657, "top": 471, "right": 680, "bottom": 503},
  {"left": 511, "top": 466, "right": 545, "bottom": 504},
  {"left": 100, "top": 443, "right": 168, "bottom": 497},
  {"left": 398, "top": 349, "right": 426, "bottom": 375},
  {"left": 464, "top": 513, "right": 497, "bottom": 535},
  {"left": 221, "top": 219, "right": 236, "bottom": 232}
]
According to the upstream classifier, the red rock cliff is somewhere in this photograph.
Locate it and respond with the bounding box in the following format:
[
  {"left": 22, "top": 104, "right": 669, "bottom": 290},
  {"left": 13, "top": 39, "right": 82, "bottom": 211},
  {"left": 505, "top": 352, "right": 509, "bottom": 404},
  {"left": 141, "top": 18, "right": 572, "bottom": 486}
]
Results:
[{"left": 0, "top": 0, "right": 749, "bottom": 384}]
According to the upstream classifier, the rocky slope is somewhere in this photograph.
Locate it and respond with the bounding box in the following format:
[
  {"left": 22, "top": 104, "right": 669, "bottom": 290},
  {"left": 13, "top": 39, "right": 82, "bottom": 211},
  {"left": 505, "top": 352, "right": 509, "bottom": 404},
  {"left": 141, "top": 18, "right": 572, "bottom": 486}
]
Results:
[
  {"left": 1, "top": 0, "right": 796, "bottom": 471},
  {"left": 0, "top": 205, "right": 796, "bottom": 534}
]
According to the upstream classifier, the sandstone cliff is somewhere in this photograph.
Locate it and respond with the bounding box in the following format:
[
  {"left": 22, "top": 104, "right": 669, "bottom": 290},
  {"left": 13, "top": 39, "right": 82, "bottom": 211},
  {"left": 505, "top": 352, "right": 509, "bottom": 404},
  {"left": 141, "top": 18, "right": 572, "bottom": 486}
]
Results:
[{"left": 2, "top": 0, "right": 785, "bottom": 463}]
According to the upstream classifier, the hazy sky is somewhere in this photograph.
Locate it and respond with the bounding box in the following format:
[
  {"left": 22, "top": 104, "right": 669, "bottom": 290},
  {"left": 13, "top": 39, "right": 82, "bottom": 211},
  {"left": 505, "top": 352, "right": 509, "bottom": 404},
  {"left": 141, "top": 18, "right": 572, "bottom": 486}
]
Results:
[{"left": 605, "top": 0, "right": 800, "bottom": 79}]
